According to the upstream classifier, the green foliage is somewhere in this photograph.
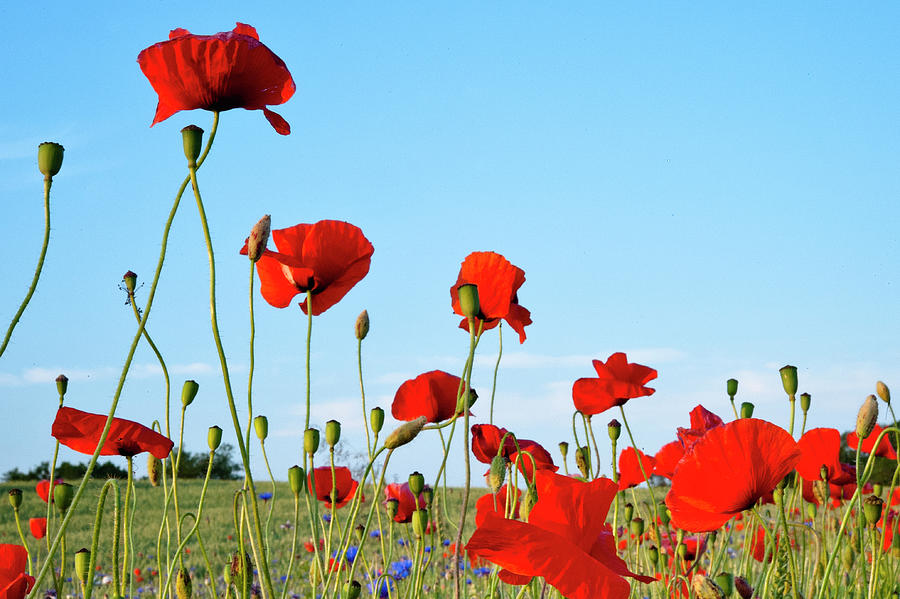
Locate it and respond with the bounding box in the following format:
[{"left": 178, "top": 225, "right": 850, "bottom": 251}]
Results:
[
  {"left": 3, "top": 460, "right": 126, "bottom": 481},
  {"left": 174, "top": 443, "right": 242, "bottom": 480}
]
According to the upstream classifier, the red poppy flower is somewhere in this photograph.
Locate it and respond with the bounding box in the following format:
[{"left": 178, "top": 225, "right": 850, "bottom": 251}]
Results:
[
  {"left": 470, "top": 424, "right": 557, "bottom": 480},
  {"left": 675, "top": 405, "right": 724, "bottom": 452},
  {"left": 449, "top": 252, "right": 532, "bottom": 343},
  {"left": 571, "top": 353, "right": 657, "bottom": 416},
  {"left": 475, "top": 485, "right": 521, "bottom": 526},
  {"left": 35, "top": 479, "right": 64, "bottom": 503},
  {"left": 653, "top": 441, "right": 685, "bottom": 480},
  {"left": 665, "top": 419, "right": 800, "bottom": 532},
  {"left": 383, "top": 482, "right": 428, "bottom": 524},
  {"left": 28, "top": 518, "right": 46, "bottom": 540},
  {"left": 466, "top": 471, "right": 655, "bottom": 599},
  {"left": 242, "top": 220, "right": 373, "bottom": 316},
  {"left": 618, "top": 447, "right": 656, "bottom": 490},
  {"left": 138, "top": 23, "right": 295, "bottom": 134},
  {"left": 847, "top": 423, "right": 898, "bottom": 459},
  {"left": 392, "top": 370, "right": 469, "bottom": 424},
  {"left": 51, "top": 407, "right": 173, "bottom": 459},
  {"left": 307, "top": 466, "right": 359, "bottom": 509},
  {"left": 0, "top": 544, "right": 34, "bottom": 599},
  {"left": 795, "top": 428, "right": 846, "bottom": 483}
]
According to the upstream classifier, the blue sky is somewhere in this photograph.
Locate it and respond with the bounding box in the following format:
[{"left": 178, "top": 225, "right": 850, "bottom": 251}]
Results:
[{"left": 1, "top": 3, "right": 898, "bottom": 486}]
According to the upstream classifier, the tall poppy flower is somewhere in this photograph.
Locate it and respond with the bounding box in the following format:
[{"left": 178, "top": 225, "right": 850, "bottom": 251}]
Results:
[
  {"left": 466, "top": 471, "right": 654, "bottom": 599},
  {"left": 665, "top": 419, "right": 800, "bottom": 532},
  {"left": 35, "top": 479, "right": 64, "bottom": 503},
  {"left": 572, "top": 353, "right": 657, "bottom": 416},
  {"left": 242, "top": 220, "right": 373, "bottom": 316},
  {"left": 0, "top": 544, "right": 34, "bottom": 599},
  {"left": 383, "top": 482, "right": 428, "bottom": 524},
  {"left": 307, "top": 466, "right": 359, "bottom": 509},
  {"left": 617, "top": 447, "right": 656, "bottom": 490},
  {"left": 470, "top": 424, "right": 557, "bottom": 480},
  {"left": 51, "top": 407, "right": 173, "bottom": 459},
  {"left": 847, "top": 423, "right": 898, "bottom": 459},
  {"left": 795, "top": 428, "right": 847, "bottom": 483},
  {"left": 392, "top": 370, "right": 469, "bottom": 424},
  {"left": 675, "top": 405, "right": 724, "bottom": 451},
  {"left": 28, "top": 518, "right": 46, "bottom": 540},
  {"left": 653, "top": 441, "right": 685, "bottom": 480},
  {"left": 449, "top": 252, "right": 532, "bottom": 343},
  {"left": 138, "top": 23, "right": 295, "bottom": 134}
]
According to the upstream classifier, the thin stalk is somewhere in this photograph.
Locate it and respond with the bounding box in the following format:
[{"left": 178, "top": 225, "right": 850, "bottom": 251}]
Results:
[{"left": 489, "top": 323, "right": 503, "bottom": 424}]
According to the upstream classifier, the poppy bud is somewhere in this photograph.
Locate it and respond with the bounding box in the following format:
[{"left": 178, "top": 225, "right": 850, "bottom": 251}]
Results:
[
  {"left": 457, "top": 388, "right": 478, "bottom": 413},
  {"left": 304, "top": 428, "right": 320, "bottom": 455},
  {"left": 182, "top": 380, "right": 199, "bottom": 407},
  {"left": 422, "top": 486, "right": 434, "bottom": 507},
  {"left": 624, "top": 503, "right": 634, "bottom": 522},
  {"left": 38, "top": 142, "right": 64, "bottom": 180},
  {"left": 488, "top": 456, "right": 506, "bottom": 493},
  {"left": 608, "top": 419, "right": 621, "bottom": 442},
  {"left": 408, "top": 471, "right": 425, "bottom": 496},
  {"left": 384, "top": 416, "right": 427, "bottom": 450},
  {"left": 181, "top": 125, "right": 203, "bottom": 168},
  {"left": 325, "top": 420, "right": 341, "bottom": 447},
  {"left": 714, "top": 573, "right": 734, "bottom": 597},
  {"left": 53, "top": 482, "right": 73, "bottom": 513},
  {"left": 734, "top": 576, "right": 753, "bottom": 599},
  {"left": 8, "top": 489, "right": 22, "bottom": 510},
  {"left": 800, "top": 392, "right": 811, "bottom": 413},
  {"left": 726, "top": 378, "right": 738, "bottom": 398},
  {"left": 691, "top": 574, "right": 725, "bottom": 599},
  {"left": 708, "top": 530, "right": 717, "bottom": 545},
  {"left": 575, "top": 445, "right": 590, "bottom": 479},
  {"left": 385, "top": 498, "right": 400, "bottom": 519},
  {"left": 519, "top": 485, "right": 537, "bottom": 521},
  {"left": 558, "top": 441, "right": 569, "bottom": 460},
  {"left": 246, "top": 215, "right": 271, "bottom": 263},
  {"left": 370, "top": 407, "right": 385, "bottom": 434},
  {"left": 841, "top": 545, "right": 855, "bottom": 571},
  {"left": 874, "top": 483, "right": 883, "bottom": 497},
  {"left": 148, "top": 454, "right": 162, "bottom": 487},
  {"left": 773, "top": 487, "right": 783, "bottom": 506},
  {"left": 740, "top": 402, "right": 754, "bottom": 419},
  {"left": 457, "top": 284, "right": 480, "bottom": 319},
  {"left": 806, "top": 503, "right": 816, "bottom": 520},
  {"left": 630, "top": 517, "right": 644, "bottom": 536},
  {"left": 876, "top": 380, "right": 891, "bottom": 404},
  {"left": 56, "top": 374, "right": 69, "bottom": 398},
  {"left": 123, "top": 271, "right": 138, "bottom": 294},
  {"left": 864, "top": 495, "right": 884, "bottom": 527},
  {"left": 343, "top": 581, "right": 361, "bottom": 599},
  {"left": 813, "top": 480, "right": 829, "bottom": 506},
  {"left": 856, "top": 395, "right": 879, "bottom": 440},
  {"left": 647, "top": 545, "right": 659, "bottom": 566},
  {"left": 230, "top": 552, "right": 252, "bottom": 596},
  {"left": 355, "top": 310, "right": 370, "bottom": 340},
  {"left": 658, "top": 503, "right": 671, "bottom": 526},
  {"left": 176, "top": 567, "right": 192, "bottom": 599},
  {"left": 75, "top": 548, "right": 91, "bottom": 585},
  {"left": 208, "top": 426, "right": 222, "bottom": 451},
  {"left": 779, "top": 365, "right": 798, "bottom": 397},
  {"left": 254, "top": 415, "right": 268, "bottom": 441},
  {"left": 222, "top": 564, "right": 232, "bottom": 586},
  {"left": 412, "top": 509, "right": 428, "bottom": 538},
  {"left": 288, "top": 465, "right": 305, "bottom": 496}
]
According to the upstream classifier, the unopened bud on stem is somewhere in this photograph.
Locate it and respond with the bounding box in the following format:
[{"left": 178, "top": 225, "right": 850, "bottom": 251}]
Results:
[
  {"left": 181, "top": 125, "right": 203, "bottom": 168},
  {"left": 856, "top": 395, "right": 879, "bottom": 440},
  {"left": 779, "top": 365, "right": 798, "bottom": 397},
  {"left": 38, "top": 142, "right": 64, "bottom": 180},
  {"left": 384, "top": 416, "right": 427, "bottom": 450},
  {"left": 246, "top": 215, "right": 271, "bottom": 262}
]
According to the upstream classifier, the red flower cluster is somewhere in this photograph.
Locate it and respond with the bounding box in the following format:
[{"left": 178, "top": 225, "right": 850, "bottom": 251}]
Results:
[
  {"left": 51, "top": 407, "right": 174, "bottom": 459},
  {"left": 307, "top": 466, "right": 359, "bottom": 509},
  {"left": 471, "top": 424, "right": 557, "bottom": 481},
  {"left": 138, "top": 23, "right": 295, "bottom": 134},
  {"left": 392, "top": 370, "right": 469, "bottom": 424},
  {"left": 243, "top": 220, "right": 374, "bottom": 316},
  {"left": 383, "top": 482, "right": 428, "bottom": 523},
  {"left": 572, "top": 353, "right": 657, "bottom": 416},
  {"left": 450, "top": 252, "right": 532, "bottom": 343}
]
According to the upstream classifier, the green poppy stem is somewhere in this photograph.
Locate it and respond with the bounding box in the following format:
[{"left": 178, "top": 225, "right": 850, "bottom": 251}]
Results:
[{"left": 488, "top": 323, "right": 503, "bottom": 424}]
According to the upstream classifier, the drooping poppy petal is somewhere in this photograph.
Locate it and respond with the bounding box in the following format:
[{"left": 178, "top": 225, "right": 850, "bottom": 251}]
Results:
[
  {"left": 28, "top": 519, "right": 46, "bottom": 540},
  {"left": 847, "top": 423, "right": 898, "bottom": 459},
  {"left": 383, "top": 482, "right": 428, "bottom": 523},
  {"left": 450, "top": 252, "right": 532, "bottom": 343},
  {"left": 795, "top": 428, "right": 845, "bottom": 482},
  {"left": 51, "top": 407, "right": 173, "bottom": 459},
  {"left": 471, "top": 424, "right": 517, "bottom": 464},
  {"left": 666, "top": 419, "right": 800, "bottom": 532},
  {"left": 307, "top": 466, "right": 359, "bottom": 509},
  {"left": 510, "top": 439, "right": 558, "bottom": 481},
  {"left": 0, "top": 545, "right": 35, "bottom": 599},
  {"left": 138, "top": 23, "right": 295, "bottom": 134},
  {"left": 572, "top": 353, "right": 657, "bottom": 416},
  {"left": 653, "top": 441, "right": 685, "bottom": 480},
  {"left": 675, "top": 405, "right": 724, "bottom": 452},
  {"left": 618, "top": 447, "right": 656, "bottom": 490},
  {"left": 392, "top": 370, "right": 468, "bottom": 424}
]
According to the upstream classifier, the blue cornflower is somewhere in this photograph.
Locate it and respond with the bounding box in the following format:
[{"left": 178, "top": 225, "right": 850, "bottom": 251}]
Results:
[
  {"left": 322, "top": 513, "right": 332, "bottom": 523},
  {"left": 389, "top": 558, "right": 414, "bottom": 580},
  {"left": 259, "top": 492, "right": 273, "bottom": 501},
  {"left": 368, "top": 579, "right": 393, "bottom": 598},
  {"left": 369, "top": 529, "right": 382, "bottom": 538}
]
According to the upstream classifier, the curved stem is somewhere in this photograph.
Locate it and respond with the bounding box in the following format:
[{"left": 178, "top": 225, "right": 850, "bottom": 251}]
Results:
[{"left": 489, "top": 323, "right": 503, "bottom": 424}]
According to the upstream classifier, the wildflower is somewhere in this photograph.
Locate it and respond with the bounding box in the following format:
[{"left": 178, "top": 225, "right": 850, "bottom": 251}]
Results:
[
  {"left": 617, "top": 447, "right": 656, "bottom": 490},
  {"left": 795, "top": 428, "right": 849, "bottom": 483},
  {"left": 847, "top": 423, "right": 897, "bottom": 459},
  {"left": 572, "top": 353, "right": 657, "bottom": 416},
  {"left": 28, "top": 518, "right": 46, "bottom": 540},
  {"left": 51, "top": 407, "right": 173, "bottom": 459},
  {"left": 383, "top": 482, "right": 428, "bottom": 523},
  {"left": 138, "top": 23, "right": 295, "bottom": 134},
  {"left": 35, "top": 480, "right": 64, "bottom": 503},
  {"left": 392, "top": 370, "right": 471, "bottom": 424},
  {"left": 241, "top": 220, "right": 373, "bottom": 315},
  {"left": 307, "top": 467, "right": 359, "bottom": 509},
  {"left": 450, "top": 251, "right": 532, "bottom": 343},
  {"left": 471, "top": 424, "right": 557, "bottom": 480},
  {"left": 653, "top": 441, "right": 685, "bottom": 480},
  {"left": 0, "top": 545, "right": 35, "bottom": 599}
]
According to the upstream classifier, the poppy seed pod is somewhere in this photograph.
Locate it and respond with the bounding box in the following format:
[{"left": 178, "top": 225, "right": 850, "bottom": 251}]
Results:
[
  {"left": 181, "top": 380, "right": 199, "bottom": 407},
  {"left": 384, "top": 498, "right": 399, "bottom": 519},
  {"left": 325, "top": 420, "right": 341, "bottom": 447},
  {"left": 856, "top": 395, "right": 879, "bottom": 440},
  {"left": 181, "top": 125, "right": 203, "bottom": 168},
  {"left": 147, "top": 454, "right": 162, "bottom": 487},
  {"left": 343, "top": 581, "right": 361, "bottom": 599},
  {"left": 53, "top": 482, "right": 74, "bottom": 513},
  {"left": 864, "top": 495, "right": 884, "bottom": 527},
  {"left": 8, "top": 489, "right": 22, "bottom": 510},
  {"left": 38, "top": 142, "right": 64, "bottom": 179},
  {"left": 630, "top": 517, "right": 644, "bottom": 536},
  {"left": 558, "top": 441, "right": 569, "bottom": 460},
  {"left": 608, "top": 419, "right": 621, "bottom": 442},
  {"left": 254, "top": 415, "right": 268, "bottom": 441},
  {"left": 800, "top": 392, "right": 811, "bottom": 413},
  {"left": 691, "top": 574, "right": 725, "bottom": 599},
  {"left": 842, "top": 545, "right": 855, "bottom": 572},
  {"left": 647, "top": 545, "right": 659, "bottom": 565},
  {"left": 355, "top": 310, "right": 370, "bottom": 340},
  {"left": 208, "top": 426, "right": 222, "bottom": 451},
  {"left": 456, "top": 284, "right": 480, "bottom": 319},
  {"left": 806, "top": 502, "right": 816, "bottom": 520},
  {"left": 422, "top": 486, "right": 434, "bottom": 506},
  {"left": 123, "top": 271, "right": 138, "bottom": 294},
  {"left": 734, "top": 576, "right": 753, "bottom": 599},
  {"left": 384, "top": 416, "right": 427, "bottom": 450},
  {"left": 304, "top": 428, "right": 320, "bottom": 455},
  {"left": 877, "top": 381, "right": 891, "bottom": 404},
  {"left": 370, "top": 407, "right": 385, "bottom": 434},
  {"left": 575, "top": 445, "right": 590, "bottom": 479},
  {"left": 56, "top": 374, "right": 69, "bottom": 398},
  {"left": 488, "top": 456, "right": 507, "bottom": 493},
  {"left": 740, "top": 402, "right": 755, "bottom": 419},
  {"left": 74, "top": 548, "right": 91, "bottom": 585},
  {"left": 726, "top": 378, "right": 738, "bottom": 398},
  {"left": 624, "top": 503, "right": 634, "bottom": 522},
  {"left": 412, "top": 508, "right": 428, "bottom": 538},
  {"left": 287, "top": 465, "right": 305, "bottom": 495},
  {"left": 779, "top": 365, "right": 798, "bottom": 397},
  {"left": 246, "top": 215, "right": 271, "bottom": 263},
  {"left": 658, "top": 503, "right": 670, "bottom": 526},
  {"left": 408, "top": 471, "right": 425, "bottom": 497},
  {"left": 874, "top": 483, "right": 883, "bottom": 497}
]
